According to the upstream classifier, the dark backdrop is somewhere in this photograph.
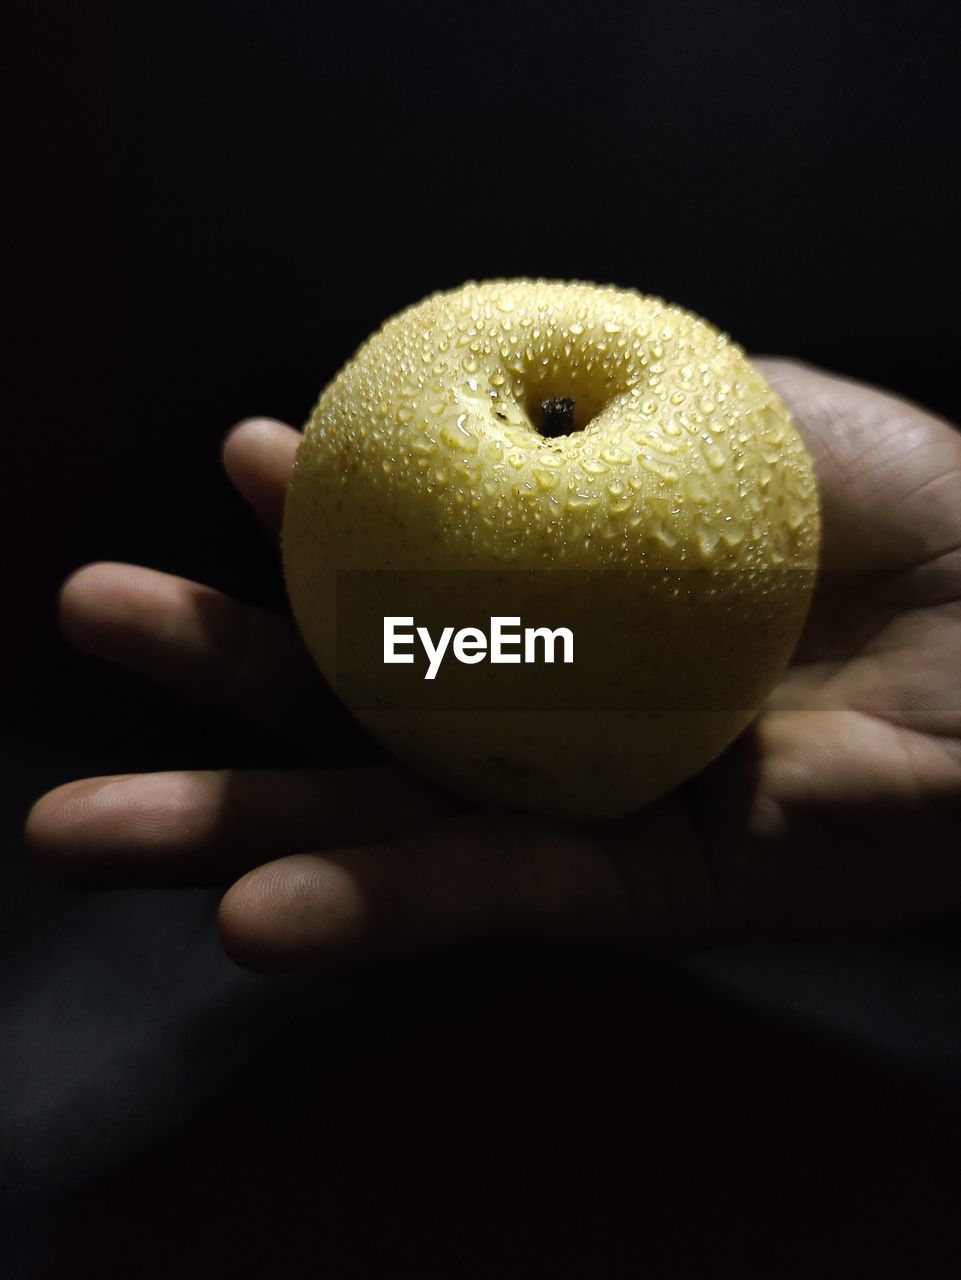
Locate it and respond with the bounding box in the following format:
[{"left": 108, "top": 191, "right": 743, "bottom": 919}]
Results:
[
  {"left": 8, "top": 0, "right": 960, "bottom": 754},
  {"left": 5, "top": 2, "right": 961, "bottom": 1276}
]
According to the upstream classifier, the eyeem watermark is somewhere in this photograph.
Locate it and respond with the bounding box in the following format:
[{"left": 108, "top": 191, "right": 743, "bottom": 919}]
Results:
[{"left": 384, "top": 616, "right": 574, "bottom": 680}]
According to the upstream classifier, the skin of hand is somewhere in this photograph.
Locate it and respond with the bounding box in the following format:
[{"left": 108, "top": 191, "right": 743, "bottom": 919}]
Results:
[{"left": 24, "top": 360, "right": 961, "bottom": 972}]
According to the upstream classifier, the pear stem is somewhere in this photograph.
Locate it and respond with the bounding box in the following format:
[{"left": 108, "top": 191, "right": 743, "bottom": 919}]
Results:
[{"left": 539, "top": 396, "right": 575, "bottom": 438}]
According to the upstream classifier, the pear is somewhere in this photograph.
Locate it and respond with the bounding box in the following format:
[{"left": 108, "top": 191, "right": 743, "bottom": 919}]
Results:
[{"left": 282, "top": 279, "right": 819, "bottom": 821}]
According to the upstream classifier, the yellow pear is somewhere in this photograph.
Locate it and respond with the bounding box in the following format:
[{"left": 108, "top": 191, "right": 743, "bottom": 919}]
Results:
[{"left": 282, "top": 279, "right": 820, "bottom": 821}]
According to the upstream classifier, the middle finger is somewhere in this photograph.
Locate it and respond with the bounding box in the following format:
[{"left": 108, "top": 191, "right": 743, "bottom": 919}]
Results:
[{"left": 26, "top": 763, "right": 458, "bottom": 887}]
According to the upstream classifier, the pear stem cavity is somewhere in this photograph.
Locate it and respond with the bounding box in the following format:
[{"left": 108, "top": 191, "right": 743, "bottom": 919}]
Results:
[{"left": 539, "top": 396, "right": 575, "bottom": 438}]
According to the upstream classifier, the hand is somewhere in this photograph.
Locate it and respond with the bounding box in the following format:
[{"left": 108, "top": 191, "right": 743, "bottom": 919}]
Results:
[{"left": 25, "top": 361, "right": 961, "bottom": 970}]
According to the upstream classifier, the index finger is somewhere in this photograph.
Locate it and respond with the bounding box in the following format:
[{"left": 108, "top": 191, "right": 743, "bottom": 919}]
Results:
[{"left": 223, "top": 417, "right": 301, "bottom": 541}]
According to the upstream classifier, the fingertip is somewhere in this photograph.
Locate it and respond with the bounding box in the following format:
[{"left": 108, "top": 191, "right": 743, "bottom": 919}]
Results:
[
  {"left": 223, "top": 415, "right": 282, "bottom": 460},
  {"left": 216, "top": 866, "right": 271, "bottom": 969},
  {"left": 23, "top": 788, "right": 56, "bottom": 858},
  {"left": 222, "top": 418, "right": 301, "bottom": 539},
  {"left": 57, "top": 562, "right": 157, "bottom": 658},
  {"left": 59, "top": 561, "right": 120, "bottom": 635},
  {"left": 23, "top": 778, "right": 111, "bottom": 884},
  {"left": 222, "top": 417, "right": 301, "bottom": 477},
  {"left": 217, "top": 854, "right": 368, "bottom": 972}
]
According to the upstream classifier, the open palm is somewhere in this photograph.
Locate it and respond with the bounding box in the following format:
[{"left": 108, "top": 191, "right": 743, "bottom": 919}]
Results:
[{"left": 26, "top": 360, "right": 961, "bottom": 970}]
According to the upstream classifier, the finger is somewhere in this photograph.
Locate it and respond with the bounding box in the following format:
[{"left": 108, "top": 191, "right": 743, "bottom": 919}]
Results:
[
  {"left": 223, "top": 418, "right": 301, "bottom": 542},
  {"left": 59, "top": 561, "right": 330, "bottom": 739},
  {"left": 216, "top": 800, "right": 720, "bottom": 972},
  {"left": 25, "top": 763, "right": 455, "bottom": 888}
]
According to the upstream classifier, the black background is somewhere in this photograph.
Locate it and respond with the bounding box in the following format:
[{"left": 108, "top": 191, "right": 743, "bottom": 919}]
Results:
[
  {"left": 8, "top": 0, "right": 961, "bottom": 756},
  {"left": 6, "top": 1, "right": 961, "bottom": 1275}
]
